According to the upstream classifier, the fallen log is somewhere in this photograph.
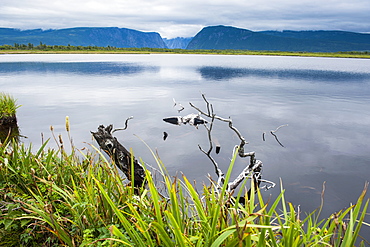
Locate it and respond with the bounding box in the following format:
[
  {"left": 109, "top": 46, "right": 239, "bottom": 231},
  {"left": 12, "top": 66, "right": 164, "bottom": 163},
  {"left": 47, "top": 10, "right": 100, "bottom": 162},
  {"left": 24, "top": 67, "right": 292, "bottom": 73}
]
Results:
[{"left": 91, "top": 125, "right": 146, "bottom": 189}]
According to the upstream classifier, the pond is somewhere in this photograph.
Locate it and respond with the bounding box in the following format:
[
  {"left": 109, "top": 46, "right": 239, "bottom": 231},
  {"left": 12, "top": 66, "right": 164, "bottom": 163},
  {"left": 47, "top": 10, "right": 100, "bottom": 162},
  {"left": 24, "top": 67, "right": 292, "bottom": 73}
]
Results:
[{"left": 1, "top": 53, "right": 370, "bottom": 220}]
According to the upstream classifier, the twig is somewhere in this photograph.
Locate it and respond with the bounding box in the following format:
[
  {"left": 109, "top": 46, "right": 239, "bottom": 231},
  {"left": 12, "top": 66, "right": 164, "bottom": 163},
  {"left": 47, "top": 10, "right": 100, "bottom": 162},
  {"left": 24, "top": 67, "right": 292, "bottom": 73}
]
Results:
[
  {"left": 270, "top": 124, "right": 288, "bottom": 147},
  {"left": 173, "top": 98, "right": 185, "bottom": 113},
  {"left": 197, "top": 113, "right": 225, "bottom": 187},
  {"left": 112, "top": 116, "right": 134, "bottom": 133},
  {"left": 258, "top": 179, "right": 276, "bottom": 190},
  {"left": 189, "top": 99, "right": 248, "bottom": 147}
]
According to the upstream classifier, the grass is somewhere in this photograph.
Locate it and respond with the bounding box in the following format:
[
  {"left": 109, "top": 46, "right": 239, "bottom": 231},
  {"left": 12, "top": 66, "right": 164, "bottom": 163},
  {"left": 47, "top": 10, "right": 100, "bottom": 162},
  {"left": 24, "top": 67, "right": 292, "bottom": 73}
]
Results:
[
  {"left": 0, "top": 123, "right": 369, "bottom": 246},
  {"left": 1, "top": 45, "right": 370, "bottom": 59},
  {"left": 0, "top": 92, "right": 20, "bottom": 119}
]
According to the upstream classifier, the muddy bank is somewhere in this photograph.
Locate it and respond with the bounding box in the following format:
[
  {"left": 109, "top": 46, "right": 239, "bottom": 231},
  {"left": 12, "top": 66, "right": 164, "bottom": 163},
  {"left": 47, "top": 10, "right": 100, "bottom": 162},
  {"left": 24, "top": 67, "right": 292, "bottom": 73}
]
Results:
[{"left": 0, "top": 115, "right": 17, "bottom": 125}]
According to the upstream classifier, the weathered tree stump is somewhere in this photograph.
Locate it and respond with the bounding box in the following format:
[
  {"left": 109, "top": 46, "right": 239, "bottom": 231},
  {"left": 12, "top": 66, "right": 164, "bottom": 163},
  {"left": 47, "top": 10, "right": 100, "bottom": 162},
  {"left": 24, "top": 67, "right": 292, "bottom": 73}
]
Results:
[
  {"left": 91, "top": 125, "right": 146, "bottom": 190},
  {"left": 0, "top": 116, "right": 19, "bottom": 143}
]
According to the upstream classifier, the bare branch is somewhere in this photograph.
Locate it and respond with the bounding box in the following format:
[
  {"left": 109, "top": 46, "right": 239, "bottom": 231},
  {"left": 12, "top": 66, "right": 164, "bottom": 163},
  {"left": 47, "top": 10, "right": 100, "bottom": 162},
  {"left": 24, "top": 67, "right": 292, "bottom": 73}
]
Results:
[
  {"left": 272, "top": 124, "right": 288, "bottom": 133},
  {"left": 190, "top": 94, "right": 261, "bottom": 191},
  {"left": 187, "top": 93, "right": 275, "bottom": 194},
  {"left": 201, "top": 93, "right": 212, "bottom": 116},
  {"left": 270, "top": 124, "right": 288, "bottom": 147},
  {"left": 270, "top": 132, "right": 284, "bottom": 147},
  {"left": 197, "top": 110, "right": 225, "bottom": 187},
  {"left": 173, "top": 98, "right": 185, "bottom": 113},
  {"left": 258, "top": 179, "right": 276, "bottom": 190},
  {"left": 112, "top": 116, "right": 134, "bottom": 133},
  {"left": 189, "top": 101, "right": 248, "bottom": 147}
]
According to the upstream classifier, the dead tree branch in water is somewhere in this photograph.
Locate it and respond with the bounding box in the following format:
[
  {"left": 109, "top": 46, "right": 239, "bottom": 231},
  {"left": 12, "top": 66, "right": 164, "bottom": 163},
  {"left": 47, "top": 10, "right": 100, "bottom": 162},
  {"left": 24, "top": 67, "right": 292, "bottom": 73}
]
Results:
[
  {"left": 189, "top": 93, "right": 275, "bottom": 193},
  {"left": 93, "top": 95, "right": 277, "bottom": 197}
]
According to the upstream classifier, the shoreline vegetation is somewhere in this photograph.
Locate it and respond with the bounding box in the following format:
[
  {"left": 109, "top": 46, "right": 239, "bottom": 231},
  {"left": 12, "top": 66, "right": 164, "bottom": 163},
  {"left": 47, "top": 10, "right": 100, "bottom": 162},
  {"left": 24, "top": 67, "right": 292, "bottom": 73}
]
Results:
[
  {"left": 0, "top": 125, "right": 369, "bottom": 246},
  {"left": 0, "top": 93, "right": 20, "bottom": 119},
  {"left": 0, "top": 93, "right": 20, "bottom": 142},
  {"left": 0, "top": 94, "right": 369, "bottom": 245},
  {"left": 1, "top": 43, "right": 370, "bottom": 58}
]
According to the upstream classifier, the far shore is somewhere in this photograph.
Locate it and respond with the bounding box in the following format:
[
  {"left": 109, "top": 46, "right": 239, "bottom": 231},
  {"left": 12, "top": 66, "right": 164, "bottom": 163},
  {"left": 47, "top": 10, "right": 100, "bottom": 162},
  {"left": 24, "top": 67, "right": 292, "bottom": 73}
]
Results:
[{"left": 1, "top": 49, "right": 370, "bottom": 59}]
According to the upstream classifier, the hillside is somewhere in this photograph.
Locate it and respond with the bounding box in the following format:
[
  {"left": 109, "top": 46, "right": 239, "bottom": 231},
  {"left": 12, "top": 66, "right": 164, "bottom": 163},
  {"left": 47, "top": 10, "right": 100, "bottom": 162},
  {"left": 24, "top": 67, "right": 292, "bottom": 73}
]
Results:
[
  {"left": 0, "top": 27, "right": 167, "bottom": 48},
  {"left": 187, "top": 26, "right": 370, "bottom": 52}
]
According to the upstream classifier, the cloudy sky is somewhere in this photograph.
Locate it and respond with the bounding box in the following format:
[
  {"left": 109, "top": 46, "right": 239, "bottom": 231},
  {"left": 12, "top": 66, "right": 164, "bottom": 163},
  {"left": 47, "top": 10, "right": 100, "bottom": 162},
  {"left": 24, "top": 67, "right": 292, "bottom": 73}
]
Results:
[{"left": 1, "top": 0, "right": 370, "bottom": 38}]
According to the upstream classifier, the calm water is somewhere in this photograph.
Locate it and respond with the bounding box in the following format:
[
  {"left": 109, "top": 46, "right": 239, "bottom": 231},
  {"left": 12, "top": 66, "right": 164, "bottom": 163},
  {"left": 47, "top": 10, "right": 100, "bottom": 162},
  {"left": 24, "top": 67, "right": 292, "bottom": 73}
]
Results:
[{"left": 1, "top": 54, "right": 370, "bottom": 220}]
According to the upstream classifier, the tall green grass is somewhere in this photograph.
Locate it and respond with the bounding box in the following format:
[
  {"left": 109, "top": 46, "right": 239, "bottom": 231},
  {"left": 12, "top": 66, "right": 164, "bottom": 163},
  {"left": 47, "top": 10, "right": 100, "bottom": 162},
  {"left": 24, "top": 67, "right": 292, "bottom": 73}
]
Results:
[
  {"left": 0, "top": 92, "right": 20, "bottom": 118},
  {"left": 0, "top": 126, "right": 369, "bottom": 246}
]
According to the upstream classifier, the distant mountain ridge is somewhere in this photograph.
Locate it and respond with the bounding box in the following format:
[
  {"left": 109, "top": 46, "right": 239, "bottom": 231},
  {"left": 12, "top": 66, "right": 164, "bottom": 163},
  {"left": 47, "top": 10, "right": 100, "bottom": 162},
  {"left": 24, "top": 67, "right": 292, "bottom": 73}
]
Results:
[
  {"left": 187, "top": 25, "right": 370, "bottom": 52},
  {"left": 1, "top": 25, "right": 370, "bottom": 52},
  {"left": 0, "top": 27, "right": 167, "bottom": 48}
]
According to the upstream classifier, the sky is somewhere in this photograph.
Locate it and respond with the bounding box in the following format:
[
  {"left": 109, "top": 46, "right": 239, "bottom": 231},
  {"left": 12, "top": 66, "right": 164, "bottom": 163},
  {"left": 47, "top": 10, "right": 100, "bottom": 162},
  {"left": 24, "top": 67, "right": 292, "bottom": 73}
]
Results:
[{"left": 1, "top": 0, "right": 370, "bottom": 39}]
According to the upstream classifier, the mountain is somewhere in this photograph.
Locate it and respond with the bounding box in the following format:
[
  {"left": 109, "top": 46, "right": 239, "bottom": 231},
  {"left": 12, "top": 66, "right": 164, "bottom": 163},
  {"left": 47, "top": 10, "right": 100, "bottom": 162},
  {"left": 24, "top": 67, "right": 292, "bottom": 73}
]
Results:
[
  {"left": 2, "top": 25, "right": 370, "bottom": 52},
  {"left": 163, "top": 37, "right": 192, "bottom": 49},
  {"left": 0, "top": 27, "right": 167, "bottom": 48},
  {"left": 186, "top": 25, "right": 370, "bottom": 52}
]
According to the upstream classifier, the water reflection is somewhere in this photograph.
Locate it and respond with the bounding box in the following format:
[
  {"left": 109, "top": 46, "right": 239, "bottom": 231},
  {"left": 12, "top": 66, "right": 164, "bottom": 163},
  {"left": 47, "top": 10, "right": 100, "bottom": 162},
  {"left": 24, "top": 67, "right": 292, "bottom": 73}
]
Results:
[
  {"left": 198, "top": 66, "right": 370, "bottom": 82},
  {"left": 0, "top": 62, "right": 159, "bottom": 75}
]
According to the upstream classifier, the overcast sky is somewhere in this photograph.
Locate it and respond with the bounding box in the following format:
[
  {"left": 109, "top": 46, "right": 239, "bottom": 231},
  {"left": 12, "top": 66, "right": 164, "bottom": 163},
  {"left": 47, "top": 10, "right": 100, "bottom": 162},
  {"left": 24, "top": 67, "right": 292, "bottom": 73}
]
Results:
[{"left": 1, "top": 0, "right": 370, "bottom": 38}]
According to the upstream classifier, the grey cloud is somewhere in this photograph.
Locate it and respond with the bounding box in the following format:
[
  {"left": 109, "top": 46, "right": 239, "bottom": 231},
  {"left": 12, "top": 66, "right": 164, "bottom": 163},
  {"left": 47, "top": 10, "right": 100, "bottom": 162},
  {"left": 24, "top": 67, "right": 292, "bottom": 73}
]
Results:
[{"left": 0, "top": 0, "right": 369, "bottom": 38}]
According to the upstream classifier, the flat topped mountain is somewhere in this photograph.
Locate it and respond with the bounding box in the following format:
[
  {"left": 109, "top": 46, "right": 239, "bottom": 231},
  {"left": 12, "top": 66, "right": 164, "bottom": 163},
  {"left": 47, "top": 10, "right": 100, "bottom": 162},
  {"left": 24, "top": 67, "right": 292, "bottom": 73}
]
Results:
[
  {"left": 0, "top": 27, "right": 167, "bottom": 48},
  {"left": 186, "top": 25, "right": 370, "bottom": 52},
  {"left": 2, "top": 25, "right": 370, "bottom": 52}
]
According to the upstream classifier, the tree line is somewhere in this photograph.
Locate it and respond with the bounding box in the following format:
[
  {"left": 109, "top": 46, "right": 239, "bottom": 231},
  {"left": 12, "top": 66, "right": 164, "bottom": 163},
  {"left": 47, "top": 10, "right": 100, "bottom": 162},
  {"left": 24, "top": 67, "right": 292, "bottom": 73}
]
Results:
[
  {"left": 0, "top": 42, "right": 369, "bottom": 56},
  {"left": 0, "top": 42, "right": 129, "bottom": 51}
]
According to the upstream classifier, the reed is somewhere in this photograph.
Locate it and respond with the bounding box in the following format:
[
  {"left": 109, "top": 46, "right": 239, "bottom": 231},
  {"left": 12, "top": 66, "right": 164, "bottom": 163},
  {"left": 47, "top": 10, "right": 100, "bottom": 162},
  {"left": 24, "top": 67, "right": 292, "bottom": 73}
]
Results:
[
  {"left": 0, "top": 124, "right": 368, "bottom": 246},
  {"left": 0, "top": 92, "right": 20, "bottom": 119}
]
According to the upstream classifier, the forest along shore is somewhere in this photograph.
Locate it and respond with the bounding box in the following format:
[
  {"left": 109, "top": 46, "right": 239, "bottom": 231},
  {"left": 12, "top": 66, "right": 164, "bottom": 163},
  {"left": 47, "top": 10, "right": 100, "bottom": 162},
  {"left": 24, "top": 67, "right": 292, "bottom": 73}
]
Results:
[{"left": 0, "top": 46, "right": 370, "bottom": 59}]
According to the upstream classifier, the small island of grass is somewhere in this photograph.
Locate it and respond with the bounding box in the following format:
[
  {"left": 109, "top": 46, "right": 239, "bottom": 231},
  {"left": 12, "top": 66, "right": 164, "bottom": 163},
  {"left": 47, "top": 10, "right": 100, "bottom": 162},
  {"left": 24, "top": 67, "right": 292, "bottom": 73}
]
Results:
[
  {"left": 0, "top": 93, "right": 20, "bottom": 142},
  {"left": 0, "top": 92, "right": 20, "bottom": 123}
]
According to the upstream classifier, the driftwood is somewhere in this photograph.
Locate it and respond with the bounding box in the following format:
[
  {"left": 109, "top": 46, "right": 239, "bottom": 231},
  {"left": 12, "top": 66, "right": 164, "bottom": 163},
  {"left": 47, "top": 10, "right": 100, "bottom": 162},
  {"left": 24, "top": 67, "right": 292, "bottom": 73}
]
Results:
[
  {"left": 188, "top": 94, "right": 276, "bottom": 194},
  {"left": 91, "top": 124, "right": 146, "bottom": 189},
  {"left": 160, "top": 94, "right": 277, "bottom": 197}
]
